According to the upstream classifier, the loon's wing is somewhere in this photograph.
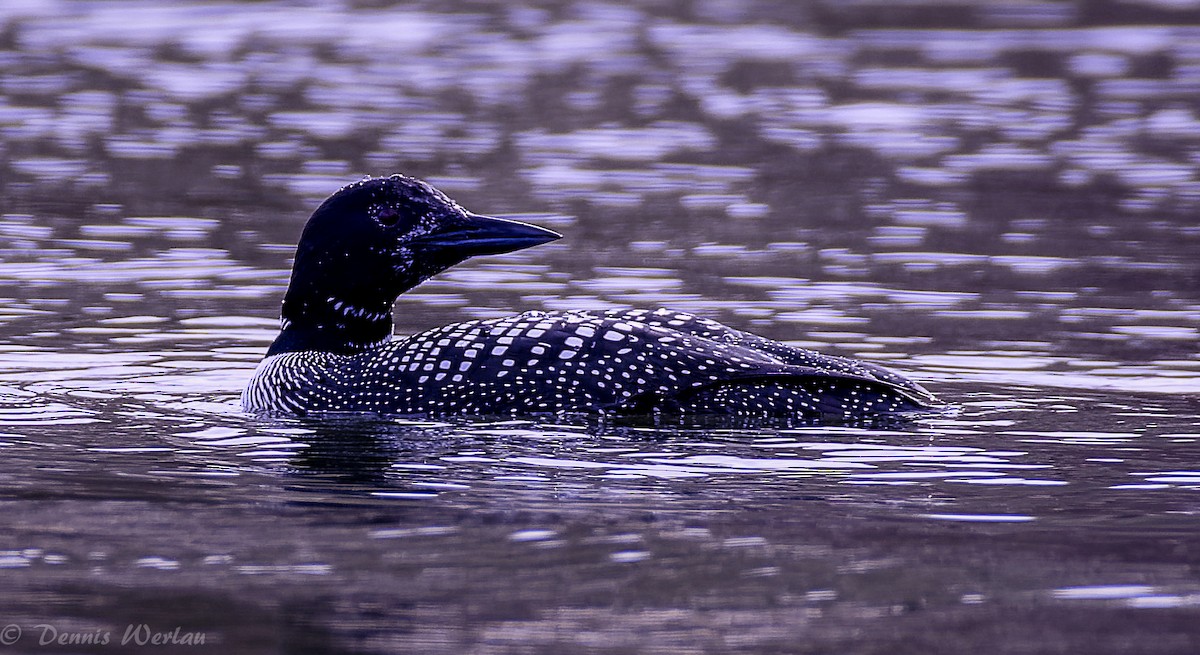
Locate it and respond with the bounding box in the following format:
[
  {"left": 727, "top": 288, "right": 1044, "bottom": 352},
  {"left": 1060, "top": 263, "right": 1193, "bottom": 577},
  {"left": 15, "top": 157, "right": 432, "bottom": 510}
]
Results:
[
  {"left": 366, "top": 312, "right": 788, "bottom": 414},
  {"left": 359, "top": 310, "right": 934, "bottom": 416},
  {"left": 581, "top": 308, "right": 939, "bottom": 406}
]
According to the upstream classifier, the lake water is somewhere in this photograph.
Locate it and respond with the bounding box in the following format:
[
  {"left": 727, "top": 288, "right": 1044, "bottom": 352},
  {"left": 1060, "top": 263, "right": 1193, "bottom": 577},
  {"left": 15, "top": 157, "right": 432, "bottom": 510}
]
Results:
[{"left": 1, "top": 1, "right": 1198, "bottom": 652}]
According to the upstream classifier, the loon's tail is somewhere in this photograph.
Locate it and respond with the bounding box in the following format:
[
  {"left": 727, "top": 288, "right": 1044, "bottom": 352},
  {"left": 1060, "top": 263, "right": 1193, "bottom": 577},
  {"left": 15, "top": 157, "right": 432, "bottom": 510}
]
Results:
[{"left": 620, "top": 372, "right": 938, "bottom": 418}]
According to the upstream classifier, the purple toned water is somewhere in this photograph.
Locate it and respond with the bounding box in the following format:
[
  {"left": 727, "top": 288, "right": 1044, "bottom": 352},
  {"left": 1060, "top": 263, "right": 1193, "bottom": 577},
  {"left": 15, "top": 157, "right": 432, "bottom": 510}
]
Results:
[{"left": 0, "top": 2, "right": 1197, "bottom": 652}]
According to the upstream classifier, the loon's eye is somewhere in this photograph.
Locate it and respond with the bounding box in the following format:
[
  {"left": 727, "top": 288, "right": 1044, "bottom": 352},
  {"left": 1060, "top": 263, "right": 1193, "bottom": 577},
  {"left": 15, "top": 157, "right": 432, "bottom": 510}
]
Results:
[{"left": 375, "top": 207, "right": 400, "bottom": 227}]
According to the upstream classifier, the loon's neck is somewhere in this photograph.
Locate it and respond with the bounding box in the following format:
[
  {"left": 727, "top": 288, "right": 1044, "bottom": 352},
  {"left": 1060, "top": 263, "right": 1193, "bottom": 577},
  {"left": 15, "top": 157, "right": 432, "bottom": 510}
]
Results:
[
  {"left": 267, "top": 292, "right": 395, "bottom": 356},
  {"left": 267, "top": 230, "right": 414, "bottom": 356}
]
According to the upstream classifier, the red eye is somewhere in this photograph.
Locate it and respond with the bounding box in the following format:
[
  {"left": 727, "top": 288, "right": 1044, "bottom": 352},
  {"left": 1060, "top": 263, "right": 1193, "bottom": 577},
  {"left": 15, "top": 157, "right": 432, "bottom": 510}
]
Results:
[{"left": 375, "top": 207, "right": 400, "bottom": 227}]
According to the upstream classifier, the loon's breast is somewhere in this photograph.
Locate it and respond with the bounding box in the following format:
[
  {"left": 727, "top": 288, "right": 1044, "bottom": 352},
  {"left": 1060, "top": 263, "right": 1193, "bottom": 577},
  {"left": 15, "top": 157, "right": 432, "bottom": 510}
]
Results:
[{"left": 242, "top": 308, "right": 938, "bottom": 417}]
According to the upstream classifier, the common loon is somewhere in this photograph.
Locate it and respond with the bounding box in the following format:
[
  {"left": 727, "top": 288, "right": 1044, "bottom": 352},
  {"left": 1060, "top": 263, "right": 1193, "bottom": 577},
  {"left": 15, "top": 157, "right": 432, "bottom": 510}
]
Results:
[{"left": 243, "top": 175, "right": 939, "bottom": 418}]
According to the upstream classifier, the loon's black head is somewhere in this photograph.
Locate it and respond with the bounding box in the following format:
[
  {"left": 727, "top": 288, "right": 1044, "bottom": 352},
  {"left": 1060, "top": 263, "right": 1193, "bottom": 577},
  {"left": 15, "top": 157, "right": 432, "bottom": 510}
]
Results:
[{"left": 270, "top": 174, "right": 560, "bottom": 356}]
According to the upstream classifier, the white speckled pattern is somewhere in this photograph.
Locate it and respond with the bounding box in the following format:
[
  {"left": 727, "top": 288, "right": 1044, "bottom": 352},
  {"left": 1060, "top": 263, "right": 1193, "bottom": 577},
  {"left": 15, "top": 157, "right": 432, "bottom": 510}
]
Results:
[{"left": 243, "top": 307, "right": 938, "bottom": 417}]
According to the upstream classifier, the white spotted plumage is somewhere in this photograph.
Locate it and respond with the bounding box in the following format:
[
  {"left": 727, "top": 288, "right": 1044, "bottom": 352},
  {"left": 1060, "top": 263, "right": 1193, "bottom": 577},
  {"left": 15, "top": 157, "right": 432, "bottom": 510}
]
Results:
[{"left": 243, "top": 307, "right": 938, "bottom": 417}]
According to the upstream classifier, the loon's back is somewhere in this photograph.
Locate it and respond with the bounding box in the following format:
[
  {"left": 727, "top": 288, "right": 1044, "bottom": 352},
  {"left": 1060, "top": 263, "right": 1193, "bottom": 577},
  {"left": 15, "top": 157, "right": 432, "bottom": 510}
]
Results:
[{"left": 243, "top": 308, "right": 937, "bottom": 417}]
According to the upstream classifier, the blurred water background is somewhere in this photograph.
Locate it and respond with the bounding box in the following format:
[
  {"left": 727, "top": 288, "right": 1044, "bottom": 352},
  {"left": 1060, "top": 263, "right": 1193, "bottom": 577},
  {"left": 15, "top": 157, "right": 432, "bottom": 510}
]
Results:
[{"left": 0, "top": 0, "right": 1198, "bottom": 652}]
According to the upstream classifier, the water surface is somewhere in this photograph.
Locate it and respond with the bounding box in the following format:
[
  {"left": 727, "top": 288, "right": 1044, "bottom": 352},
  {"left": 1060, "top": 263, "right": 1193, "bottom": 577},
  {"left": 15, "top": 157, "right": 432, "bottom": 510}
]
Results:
[{"left": 0, "top": 1, "right": 1198, "bottom": 652}]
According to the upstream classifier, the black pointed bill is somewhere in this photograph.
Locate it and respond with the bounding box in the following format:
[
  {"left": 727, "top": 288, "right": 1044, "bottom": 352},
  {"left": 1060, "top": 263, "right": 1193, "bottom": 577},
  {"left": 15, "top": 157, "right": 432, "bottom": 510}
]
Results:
[{"left": 412, "top": 212, "right": 561, "bottom": 257}]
